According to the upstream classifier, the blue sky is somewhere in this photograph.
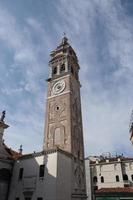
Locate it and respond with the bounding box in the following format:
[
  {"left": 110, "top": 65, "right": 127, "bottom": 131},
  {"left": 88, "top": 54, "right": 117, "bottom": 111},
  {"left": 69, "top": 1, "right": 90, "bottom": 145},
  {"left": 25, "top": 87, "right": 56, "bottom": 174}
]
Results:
[{"left": 1, "top": 0, "right": 133, "bottom": 157}]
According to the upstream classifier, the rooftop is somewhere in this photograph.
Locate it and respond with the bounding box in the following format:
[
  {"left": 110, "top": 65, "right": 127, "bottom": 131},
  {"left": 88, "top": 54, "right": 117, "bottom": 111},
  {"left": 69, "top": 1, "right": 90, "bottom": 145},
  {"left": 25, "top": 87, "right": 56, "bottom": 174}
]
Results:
[{"left": 96, "top": 187, "right": 133, "bottom": 194}]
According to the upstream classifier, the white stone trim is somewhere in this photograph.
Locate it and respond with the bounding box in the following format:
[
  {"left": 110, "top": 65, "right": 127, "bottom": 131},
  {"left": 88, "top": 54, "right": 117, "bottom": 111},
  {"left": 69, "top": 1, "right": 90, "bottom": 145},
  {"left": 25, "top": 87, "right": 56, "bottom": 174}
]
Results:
[
  {"left": 47, "top": 90, "right": 71, "bottom": 99},
  {"left": 51, "top": 74, "right": 70, "bottom": 82}
]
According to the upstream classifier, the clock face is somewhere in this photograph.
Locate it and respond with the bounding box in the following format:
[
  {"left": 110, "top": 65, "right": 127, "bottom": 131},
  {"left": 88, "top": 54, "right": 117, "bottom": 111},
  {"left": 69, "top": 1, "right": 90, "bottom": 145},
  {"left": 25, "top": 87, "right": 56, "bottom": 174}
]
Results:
[{"left": 52, "top": 80, "right": 65, "bottom": 95}]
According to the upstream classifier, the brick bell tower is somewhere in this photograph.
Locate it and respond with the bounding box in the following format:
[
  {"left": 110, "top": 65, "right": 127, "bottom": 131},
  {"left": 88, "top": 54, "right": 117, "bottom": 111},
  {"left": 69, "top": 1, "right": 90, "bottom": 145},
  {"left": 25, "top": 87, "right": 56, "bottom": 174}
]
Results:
[{"left": 44, "top": 36, "right": 85, "bottom": 161}]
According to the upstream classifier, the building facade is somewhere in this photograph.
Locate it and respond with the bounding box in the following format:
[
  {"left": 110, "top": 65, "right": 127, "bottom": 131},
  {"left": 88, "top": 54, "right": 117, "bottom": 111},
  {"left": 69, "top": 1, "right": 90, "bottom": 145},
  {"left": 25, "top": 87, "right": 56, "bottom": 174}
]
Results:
[
  {"left": 85, "top": 155, "right": 133, "bottom": 200},
  {"left": 8, "top": 149, "right": 83, "bottom": 200}
]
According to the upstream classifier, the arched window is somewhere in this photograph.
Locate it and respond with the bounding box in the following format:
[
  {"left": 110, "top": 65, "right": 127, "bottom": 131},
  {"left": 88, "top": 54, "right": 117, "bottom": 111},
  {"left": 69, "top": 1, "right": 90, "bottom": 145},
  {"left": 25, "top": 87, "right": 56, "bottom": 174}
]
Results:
[
  {"left": 0, "top": 168, "right": 11, "bottom": 181},
  {"left": 75, "top": 72, "right": 78, "bottom": 80},
  {"left": 18, "top": 168, "right": 23, "bottom": 180},
  {"left": 60, "top": 64, "right": 65, "bottom": 73},
  {"left": 69, "top": 50, "right": 72, "bottom": 55},
  {"left": 53, "top": 67, "right": 57, "bottom": 75},
  {"left": 54, "top": 127, "right": 61, "bottom": 146},
  {"left": 39, "top": 165, "right": 45, "bottom": 177},
  {"left": 101, "top": 176, "right": 104, "bottom": 183},
  {"left": 116, "top": 175, "right": 119, "bottom": 182},
  {"left": 93, "top": 176, "right": 98, "bottom": 183},
  {"left": 71, "top": 67, "right": 74, "bottom": 74},
  {"left": 131, "top": 174, "right": 133, "bottom": 181},
  {"left": 123, "top": 174, "right": 128, "bottom": 181}
]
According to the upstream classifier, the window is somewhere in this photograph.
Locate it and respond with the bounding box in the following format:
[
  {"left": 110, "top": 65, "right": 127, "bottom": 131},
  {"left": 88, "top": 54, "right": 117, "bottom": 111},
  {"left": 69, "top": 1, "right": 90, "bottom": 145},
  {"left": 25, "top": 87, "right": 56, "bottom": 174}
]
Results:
[
  {"left": 18, "top": 168, "right": 23, "bottom": 180},
  {"left": 116, "top": 175, "right": 119, "bottom": 182},
  {"left": 69, "top": 50, "right": 72, "bottom": 55},
  {"left": 25, "top": 198, "right": 31, "bottom": 200},
  {"left": 71, "top": 67, "right": 74, "bottom": 74},
  {"left": 123, "top": 174, "right": 128, "bottom": 181},
  {"left": 131, "top": 174, "right": 133, "bottom": 181},
  {"left": 60, "top": 64, "right": 65, "bottom": 73},
  {"left": 53, "top": 67, "right": 57, "bottom": 75},
  {"left": 101, "top": 176, "right": 104, "bottom": 183},
  {"left": 15, "top": 198, "right": 19, "bottom": 200},
  {"left": 54, "top": 127, "right": 61, "bottom": 146},
  {"left": 93, "top": 176, "right": 98, "bottom": 183},
  {"left": 39, "top": 165, "right": 45, "bottom": 177},
  {"left": 75, "top": 72, "right": 78, "bottom": 80},
  {"left": 0, "top": 168, "right": 11, "bottom": 181},
  {"left": 37, "top": 198, "right": 43, "bottom": 200}
]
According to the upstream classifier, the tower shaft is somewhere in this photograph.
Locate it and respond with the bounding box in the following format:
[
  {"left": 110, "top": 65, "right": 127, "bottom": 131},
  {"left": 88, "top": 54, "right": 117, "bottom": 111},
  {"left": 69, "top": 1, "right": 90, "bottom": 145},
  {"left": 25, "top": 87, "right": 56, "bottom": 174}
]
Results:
[{"left": 44, "top": 37, "right": 84, "bottom": 160}]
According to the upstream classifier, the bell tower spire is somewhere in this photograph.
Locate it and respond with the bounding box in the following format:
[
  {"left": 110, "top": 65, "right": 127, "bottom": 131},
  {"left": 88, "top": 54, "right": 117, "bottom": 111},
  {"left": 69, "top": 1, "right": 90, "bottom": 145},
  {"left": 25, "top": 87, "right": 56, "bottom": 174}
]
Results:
[{"left": 44, "top": 37, "right": 84, "bottom": 160}]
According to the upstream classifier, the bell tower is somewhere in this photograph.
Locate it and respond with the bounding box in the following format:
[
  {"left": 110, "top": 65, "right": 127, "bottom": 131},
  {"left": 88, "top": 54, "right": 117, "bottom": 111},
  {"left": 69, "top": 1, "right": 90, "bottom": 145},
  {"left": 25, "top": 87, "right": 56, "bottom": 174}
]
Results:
[{"left": 44, "top": 36, "right": 84, "bottom": 160}]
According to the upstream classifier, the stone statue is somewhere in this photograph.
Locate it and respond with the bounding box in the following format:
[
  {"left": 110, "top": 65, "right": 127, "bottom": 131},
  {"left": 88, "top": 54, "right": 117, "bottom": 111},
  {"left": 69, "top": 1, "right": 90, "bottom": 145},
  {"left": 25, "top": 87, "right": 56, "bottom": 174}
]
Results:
[
  {"left": 18, "top": 144, "right": 23, "bottom": 154},
  {"left": 0, "top": 110, "right": 6, "bottom": 122}
]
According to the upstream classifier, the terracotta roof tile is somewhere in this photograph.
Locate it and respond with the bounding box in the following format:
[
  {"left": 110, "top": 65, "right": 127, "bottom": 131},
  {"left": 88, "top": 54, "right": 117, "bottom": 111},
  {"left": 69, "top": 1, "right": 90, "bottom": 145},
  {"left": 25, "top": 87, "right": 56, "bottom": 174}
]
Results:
[
  {"left": 3, "top": 144, "right": 22, "bottom": 160},
  {"left": 96, "top": 187, "right": 133, "bottom": 193}
]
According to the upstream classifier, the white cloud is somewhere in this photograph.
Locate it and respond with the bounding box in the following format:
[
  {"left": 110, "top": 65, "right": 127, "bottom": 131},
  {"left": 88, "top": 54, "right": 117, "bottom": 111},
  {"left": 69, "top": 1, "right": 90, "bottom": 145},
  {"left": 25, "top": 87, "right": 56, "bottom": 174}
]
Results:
[
  {"left": 0, "top": 7, "right": 52, "bottom": 93},
  {"left": 1, "top": 87, "right": 23, "bottom": 95},
  {"left": 0, "top": 6, "right": 48, "bottom": 152}
]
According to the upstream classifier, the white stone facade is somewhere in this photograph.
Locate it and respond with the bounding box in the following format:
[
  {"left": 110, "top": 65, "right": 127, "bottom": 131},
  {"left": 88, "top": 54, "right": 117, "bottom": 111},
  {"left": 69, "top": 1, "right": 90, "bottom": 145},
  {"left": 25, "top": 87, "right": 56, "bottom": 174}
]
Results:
[
  {"left": 9, "top": 151, "right": 57, "bottom": 200},
  {"left": 85, "top": 156, "right": 133, "bottom": 200},
  {"left": 85, "top": 159, "right": 92, "bottom": 200},
  {"left": 8, "top": 149, "right": 86, "bottom": 200}
]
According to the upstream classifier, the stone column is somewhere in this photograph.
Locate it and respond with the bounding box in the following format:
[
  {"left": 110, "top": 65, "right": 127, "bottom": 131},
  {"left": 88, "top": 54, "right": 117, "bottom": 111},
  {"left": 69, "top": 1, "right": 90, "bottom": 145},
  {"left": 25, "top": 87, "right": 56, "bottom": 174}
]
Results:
[{"left": 48, "top": 64, "right": 52, "bottom": 78}]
